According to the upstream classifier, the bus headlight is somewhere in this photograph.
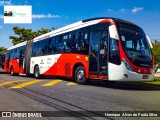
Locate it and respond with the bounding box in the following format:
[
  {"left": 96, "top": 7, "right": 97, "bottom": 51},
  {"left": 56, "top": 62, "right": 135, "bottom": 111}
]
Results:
[{"left": 122, "top": 58, "right": 134, "bottom": 72}]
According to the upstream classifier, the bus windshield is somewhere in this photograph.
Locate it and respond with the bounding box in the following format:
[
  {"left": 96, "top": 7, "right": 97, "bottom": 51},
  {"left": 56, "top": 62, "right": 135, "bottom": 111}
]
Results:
[{"left": 117, "top": 22, "right": 152, "bottom": 68}]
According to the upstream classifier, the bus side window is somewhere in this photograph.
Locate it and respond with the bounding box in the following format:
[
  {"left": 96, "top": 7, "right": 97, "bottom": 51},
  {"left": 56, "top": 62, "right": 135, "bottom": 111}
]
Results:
[
  {"left": 72, "top": 32, "right": 76, "bottom": 53},
  {"left": 75, "top": 27, "right": 90, "bottom": 55},
  {"left": 56, "top": 36, "right": 62, "bottom": 54},
  {"left": 13, "top": 48, "right": 18, "bottom": 59},
  {"left": 65, "top": 32, "right": 73, "bottom": 53},
  {"left": 9, "top": 50, "right": 12, "bottom": 59},
  {"left": 52, "top": 36, "right": 61, "bottom": 54},
  {"left": 50, "top": 37, "right": 56, "bottom": 54},
  {"left": 81, "top": 28, "right": 90, "bottom": 55},
  {"left": 48, "top": 39, "right": 52, "bottom": 54},
  {"left": 62, "top": 34, "right": 71, "bottom": 53},
  {"left": 41, "top": 39, "right": 50, "bottom": 56},
  {"left": 32, "top": 42, "right": 40, "bottom": 57},
  {"left": 76, "top": 31, "right": 82, "bottom": 52},
  {"left": 48, "top": 38, "right": 53, "bottom": 55}
]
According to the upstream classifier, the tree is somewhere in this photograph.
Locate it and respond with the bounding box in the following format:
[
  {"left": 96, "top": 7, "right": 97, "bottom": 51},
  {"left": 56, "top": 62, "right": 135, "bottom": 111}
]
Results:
[
  {"left": 36, "top": 28, "right": 51, "bottom": 36},
  {"left": 152, "top": 40, "right": 160, "bottom": 72},
  {"left": 0, "top": 46, "right": 7, "bottom": 52},
  {"left": 9, "top": 26, "right": 35, "bottom": 45},
  {"left": 9, "top": 26, "right": 55, "bottom": 45}
]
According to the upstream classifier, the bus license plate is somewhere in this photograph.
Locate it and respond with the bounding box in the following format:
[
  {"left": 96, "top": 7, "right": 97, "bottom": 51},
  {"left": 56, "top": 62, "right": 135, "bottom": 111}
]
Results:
[{"left": 142, "top": 75, "right": 148, "bottom": 79}]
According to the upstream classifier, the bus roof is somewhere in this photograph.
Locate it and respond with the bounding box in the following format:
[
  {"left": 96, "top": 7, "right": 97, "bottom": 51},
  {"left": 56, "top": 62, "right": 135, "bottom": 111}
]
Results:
[
  {"left": 34, "top": 17, "right": 138, "bottom": 42},
  {"left": 7, "top": 41, "right": 27, "bottom": 50},
  {"left": 33, "top": 17, "right": 105, "bottom": 42},
  {"left": 82, "top": 17, "right": 138, "bottom": 26}
]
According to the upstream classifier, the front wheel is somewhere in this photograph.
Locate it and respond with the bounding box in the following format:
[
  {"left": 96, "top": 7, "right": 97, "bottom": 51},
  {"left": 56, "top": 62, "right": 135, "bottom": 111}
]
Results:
[
  {"left": 75, "top": 66, "right": 87, "bottom": 85},
  {"left": 34, "top": 66, "right": 40, "bottom": 79}
]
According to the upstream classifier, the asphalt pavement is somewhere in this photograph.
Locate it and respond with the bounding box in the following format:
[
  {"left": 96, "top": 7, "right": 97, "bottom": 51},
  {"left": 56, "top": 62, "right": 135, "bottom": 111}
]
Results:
[{"left": 0, "top": 72, "right": 160, "bottom": 120}]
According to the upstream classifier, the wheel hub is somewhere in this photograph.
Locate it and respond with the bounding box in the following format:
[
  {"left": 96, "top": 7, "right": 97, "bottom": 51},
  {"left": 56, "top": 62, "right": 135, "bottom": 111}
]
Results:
[{"left": 77, "top": 70, "right": 84, "bottom": 80}]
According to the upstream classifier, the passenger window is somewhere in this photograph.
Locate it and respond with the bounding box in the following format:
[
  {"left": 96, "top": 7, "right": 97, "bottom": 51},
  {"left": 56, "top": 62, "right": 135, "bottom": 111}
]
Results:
[
  {"left": 74, "top": 28, "right": 90, "bottom": 55},
  {"left": 62, "top": 34, "right": 71, "bottom": 53}
]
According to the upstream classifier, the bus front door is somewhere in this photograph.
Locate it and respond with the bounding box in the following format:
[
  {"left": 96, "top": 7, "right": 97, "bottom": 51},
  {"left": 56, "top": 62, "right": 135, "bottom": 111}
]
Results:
[{"left": 89, "top": 30, "right": 108, "bottom": 79}]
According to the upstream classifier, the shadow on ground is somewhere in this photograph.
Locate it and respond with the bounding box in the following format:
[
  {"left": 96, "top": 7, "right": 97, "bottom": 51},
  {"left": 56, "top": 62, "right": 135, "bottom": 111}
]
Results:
[
  {"left": 2, "top": 73, "right": 160, "bottom": 91},
  {"left": 44, "top": 76, "right": 160, "bottom": 91}
]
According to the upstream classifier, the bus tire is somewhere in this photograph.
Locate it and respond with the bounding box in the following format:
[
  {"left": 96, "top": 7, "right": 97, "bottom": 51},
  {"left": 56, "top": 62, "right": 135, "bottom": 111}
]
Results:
[
  {"left": 34, "top": 66, "right": 40, "bottom": 79},
  {"left": 75, "top": 66, "right": 87, "bottom": 85}
]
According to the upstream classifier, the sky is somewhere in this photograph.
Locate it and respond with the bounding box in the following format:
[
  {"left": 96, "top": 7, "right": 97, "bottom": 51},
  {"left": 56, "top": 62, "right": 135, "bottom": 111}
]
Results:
[{"left": 0, "top": 0, "right": 160, "bottom": 48}]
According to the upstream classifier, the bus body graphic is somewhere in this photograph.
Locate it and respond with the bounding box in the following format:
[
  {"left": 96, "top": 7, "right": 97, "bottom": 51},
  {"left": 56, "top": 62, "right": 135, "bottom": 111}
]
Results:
[{"left": 4, "top": 17, "right": 154, "bottom": 84}]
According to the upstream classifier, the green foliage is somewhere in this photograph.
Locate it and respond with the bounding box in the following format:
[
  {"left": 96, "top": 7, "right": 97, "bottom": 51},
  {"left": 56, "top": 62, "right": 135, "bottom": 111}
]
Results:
[
  {"left": 9, "top": 26, "right": 56, "bottom": 45},
  {"left": 0, "top": 46, "right": 7, "bottom": 52},
  {"left": 36, "top": 28, "right": 51, "bottom": 36},
  {"left": 154, "top": 77, "right": 160, "bottom": 81},
  {"left": 152, "top": 40, "right": 160, "bottom": 72}
]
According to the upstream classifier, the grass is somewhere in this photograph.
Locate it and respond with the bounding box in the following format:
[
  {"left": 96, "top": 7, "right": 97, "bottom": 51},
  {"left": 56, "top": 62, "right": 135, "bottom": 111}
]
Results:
[
  {"left": 124, "top": 77, "right": 160, "bottom": 87},
  {"left": 154, "top": 77, "right": 160, "bottom": 81},
  {"left": 144, "top": 77, "right": 160, "bottom": 86}
]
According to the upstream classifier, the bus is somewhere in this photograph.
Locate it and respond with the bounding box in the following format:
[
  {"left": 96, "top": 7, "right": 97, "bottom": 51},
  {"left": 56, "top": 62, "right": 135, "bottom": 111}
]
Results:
[
  {"left": 0, "top": 52, "right": 5, "bottom": 72},
  {"left": 4, "top": 17, "right": 154, "bottom": 84}
]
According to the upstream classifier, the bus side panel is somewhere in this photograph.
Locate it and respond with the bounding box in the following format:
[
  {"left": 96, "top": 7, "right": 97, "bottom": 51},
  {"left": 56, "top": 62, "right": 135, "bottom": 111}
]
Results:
[
  {"left": 53, "top": 54, "right": 89, "bottom": 78},
  {"left": 19, "top": 67, "right": 25, "bottom": 74},
  {"left": 41, "top": 54, "right": 89, "bottom": 78},
  {"left": 4, "top": 60, "right": 10, "bottom": 73},
  {"left": 30, "top": 54, "right": 62, "bottom": 75},
  {"left": 4, "top": 59, "right": 24, "bottom": 74},
  {"left": 9, "top": 59, "right": 19, "bottom": 73}
]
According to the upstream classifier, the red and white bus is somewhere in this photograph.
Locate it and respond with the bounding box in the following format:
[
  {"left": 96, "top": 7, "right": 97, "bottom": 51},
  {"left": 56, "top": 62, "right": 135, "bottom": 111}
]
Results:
[{"left": 4, "top": 17, "right": 154, "bottom": 84}]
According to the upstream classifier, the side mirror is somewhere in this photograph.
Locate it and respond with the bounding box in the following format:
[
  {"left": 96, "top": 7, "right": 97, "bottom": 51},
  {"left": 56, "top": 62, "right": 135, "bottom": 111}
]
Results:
[{"left": 109, "top": 25, "right": 119, "bottom": 40}]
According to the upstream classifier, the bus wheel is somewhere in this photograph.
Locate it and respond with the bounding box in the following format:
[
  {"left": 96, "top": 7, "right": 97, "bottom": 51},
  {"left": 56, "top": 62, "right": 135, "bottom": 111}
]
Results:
[
  {"left": 75, "top": 66, "right": 87, "bottom": 85},
  {"left": 34, "top": 66, "right": 40, "bottom": 79}
]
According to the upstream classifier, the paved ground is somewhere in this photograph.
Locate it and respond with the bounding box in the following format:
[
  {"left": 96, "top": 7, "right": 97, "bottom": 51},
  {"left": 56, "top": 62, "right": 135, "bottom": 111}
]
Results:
[{"left": 0, "top": 73, "right": 160, "bottom": 120}]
